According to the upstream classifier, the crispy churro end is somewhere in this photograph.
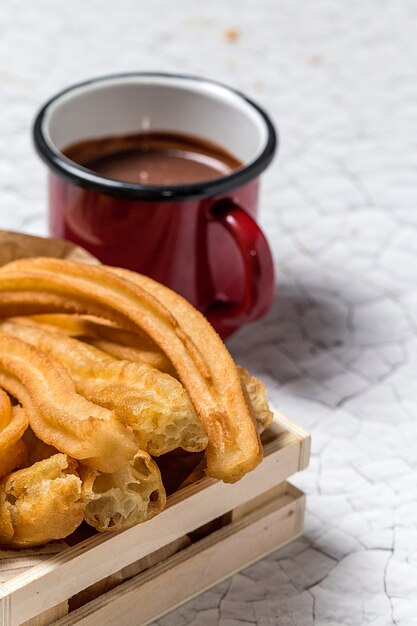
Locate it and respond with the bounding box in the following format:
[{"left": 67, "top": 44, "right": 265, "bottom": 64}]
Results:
[{"left": 0, "top": 453, "right": 85, "bottom": 548}]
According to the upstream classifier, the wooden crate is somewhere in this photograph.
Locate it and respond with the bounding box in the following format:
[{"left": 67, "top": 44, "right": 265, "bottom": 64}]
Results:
[{"left": 0, "top": 413, "right": 310, "bottom": 626}]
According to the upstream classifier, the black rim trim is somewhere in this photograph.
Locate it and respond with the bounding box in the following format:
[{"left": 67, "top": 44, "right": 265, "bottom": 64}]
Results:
[{"left": 33, "top": 72, "right": 277, "bottom": 202}]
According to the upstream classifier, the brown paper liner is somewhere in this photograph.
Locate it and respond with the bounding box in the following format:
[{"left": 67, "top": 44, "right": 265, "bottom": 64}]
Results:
[{"left": 0, "top": 230, "right": 98, "bottom": 267}]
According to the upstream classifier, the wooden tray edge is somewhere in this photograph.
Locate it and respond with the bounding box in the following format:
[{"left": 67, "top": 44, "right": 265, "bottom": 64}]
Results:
[{"left": 54, "top": 483, "right": 306, "bottom": 626}]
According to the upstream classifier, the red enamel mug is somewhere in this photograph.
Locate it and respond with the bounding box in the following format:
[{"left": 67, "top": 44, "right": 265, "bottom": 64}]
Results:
[{"left": 33, "top": 73, "right": 277, "bottom": 338}]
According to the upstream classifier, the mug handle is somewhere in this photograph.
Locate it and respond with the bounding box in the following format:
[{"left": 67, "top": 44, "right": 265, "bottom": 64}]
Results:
[{"left": 204, "top": 198, "right": 275, "bottom": 332}]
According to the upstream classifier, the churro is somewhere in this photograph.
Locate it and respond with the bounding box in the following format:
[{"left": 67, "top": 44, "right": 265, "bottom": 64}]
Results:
[
  {"left": 81, "top": 450, "right": 166, "bottom": 532},
  {"left": 0, "top": 332, "right": 137, "bottom": 472},
  {"left": 13, "top": 314, "right": 174, "bottom": 373},
  {"left": 0, "top": 320, "right": 208, "bottom": 456},
  {"left": 0, "top": 390, "right": 28, "bottom": 478},
  {"left": 0, "top": 453, "right": 84, "bottom": 547},
  {"left": 0, "top": 258, "right": 262, "bottom": 482},
  {"left": 238, "top": 367, "right": 273, "bottom": 433},
  {"left": 11, "top": 316, "right": 272, "bottom": 432}
]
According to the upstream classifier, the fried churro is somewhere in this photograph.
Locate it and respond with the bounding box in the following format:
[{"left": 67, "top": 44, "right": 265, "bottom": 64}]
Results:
[
  {"left": 11, "top": 316, "right": 272, "bottom": 432},
  {"left": 0, "top": 454, "right": 84, "bottom": 547},
  {"left": 0, "top": 258, "right": 261, "bottom": 482},
  {"left": 238, "top": 367, "right": 273, "bottom": 433},
  {"left": 0, "top": 332, "right": 137, "bottom": 472},
  {"left": 81, "top": 450, "right": 166, "bottom": 532},
  {"left": 0, "top": 389, "right": 28, "bottom": 478},
  {"left": 13, "top": 314, "right": 174, "bottom": 373},
  {"left": 0, "top": 320, "right": 208, "bottom": 456}
]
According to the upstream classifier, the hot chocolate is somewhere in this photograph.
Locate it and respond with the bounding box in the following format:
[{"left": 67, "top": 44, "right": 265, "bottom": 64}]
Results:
[{"left": 63, "top": 132, "right": 242, "bottom": 186}]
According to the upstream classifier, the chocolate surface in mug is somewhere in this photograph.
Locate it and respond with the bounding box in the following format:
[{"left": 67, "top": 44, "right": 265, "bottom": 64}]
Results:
[{"left": 63, "top": 132, "right": 243, "bottom": 186}]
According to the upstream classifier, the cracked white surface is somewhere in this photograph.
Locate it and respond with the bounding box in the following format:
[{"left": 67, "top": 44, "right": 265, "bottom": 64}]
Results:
[{"left": 0, "top": 1, "right": 416, "bottom": 624}]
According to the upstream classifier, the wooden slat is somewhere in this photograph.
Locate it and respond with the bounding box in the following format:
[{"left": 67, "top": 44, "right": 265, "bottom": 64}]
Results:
[
  {"left": 54, "top": 485, "right": 305, "bottom": 626},
  {"left": 22, "top": 602, "right": 68, "bottom": 626},
  {"left": 230, "top": 482, "right": 289, "bottom": 521},
  {"left": 273, "top": 412, "right": 310, "bottom": 470},
  {"left": 0, "top": 544, "right": 70, "bottom": 626},
  {"left": 68, "top": 536, "right": 191, "bottom": 613}
]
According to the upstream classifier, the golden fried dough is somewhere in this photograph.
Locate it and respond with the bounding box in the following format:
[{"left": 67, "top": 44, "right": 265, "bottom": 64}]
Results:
[
  {"left": 84, "top": 336, "right": 173, "bottom": 373},
  {"left": 0, "top": 321, "right": 208, "bottom": 456},
  {"left": 15, "top": 317, "right": 273, "bottom": 434},
  {"left": 0, "top": 386, "right": 11, "bottom": 431},
  {"left": 110, "top": 267, "right": 263, "bottom": 482},
  {"left": 0, "top": 258, "right": 261, "bottom": 482},
  {"left": 13, "top": 314, "right": 174, "bottom": 373},
  {"left": 0, "top": 332, "right": 137, "bottom": 472},
  {"left": 238, "top": 367, "right": 273, "bottom": 433},
  {"left": 0, "top": 390, "right": 28, "bottom": 478},
  {"left": 0, "top": 454, "right": 84, "bottom": 547},
  {"left": 81, "top": 451, "right": 166, "bottom": 532}
]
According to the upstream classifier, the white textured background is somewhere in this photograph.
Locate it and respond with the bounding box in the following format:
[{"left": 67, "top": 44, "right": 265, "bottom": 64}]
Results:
[{"left": 1, "top": 1, "right": 417, "bottom": 624}]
